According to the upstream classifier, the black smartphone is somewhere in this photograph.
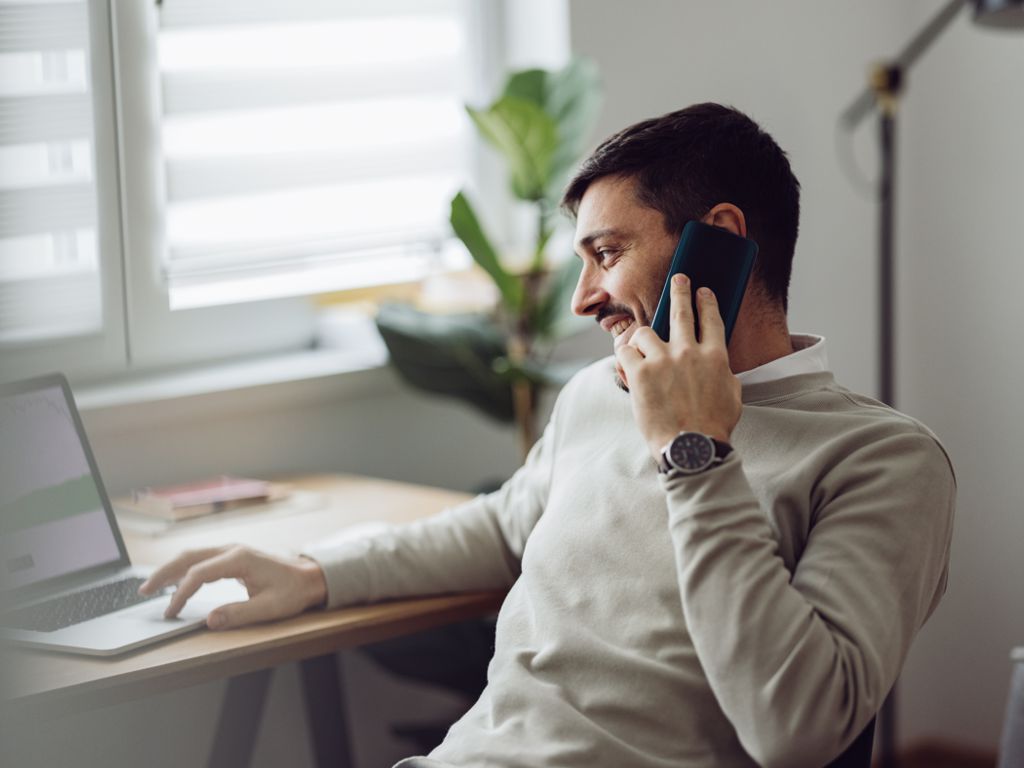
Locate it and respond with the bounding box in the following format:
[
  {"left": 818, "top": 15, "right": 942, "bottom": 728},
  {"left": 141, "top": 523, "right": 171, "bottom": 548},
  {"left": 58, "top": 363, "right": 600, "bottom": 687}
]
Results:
[{"left": 651, "top": 220, "right": 758, "bottom": 343}]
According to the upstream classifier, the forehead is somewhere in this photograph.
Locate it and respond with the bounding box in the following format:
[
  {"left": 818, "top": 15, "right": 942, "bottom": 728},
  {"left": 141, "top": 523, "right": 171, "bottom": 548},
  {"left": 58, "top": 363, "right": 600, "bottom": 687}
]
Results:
[{"left": 573, "top": 175, "right": 666, "bottom": 246}]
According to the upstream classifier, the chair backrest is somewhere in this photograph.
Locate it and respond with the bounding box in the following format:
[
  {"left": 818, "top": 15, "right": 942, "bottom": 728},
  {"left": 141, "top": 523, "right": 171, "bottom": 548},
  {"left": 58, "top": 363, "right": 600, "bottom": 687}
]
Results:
[
  {"left": 825, "top": 717, "right": 876, "bottom": 768},
  {"left": 998, "top": 655, "right": 1024, "bottom": 768}
]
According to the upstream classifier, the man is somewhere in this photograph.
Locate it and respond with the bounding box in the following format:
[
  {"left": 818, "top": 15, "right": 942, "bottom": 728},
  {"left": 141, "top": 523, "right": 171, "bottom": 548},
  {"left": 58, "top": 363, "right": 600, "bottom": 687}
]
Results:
[{"left": 142, "top": 103, "right": 955, "bottom": 768}]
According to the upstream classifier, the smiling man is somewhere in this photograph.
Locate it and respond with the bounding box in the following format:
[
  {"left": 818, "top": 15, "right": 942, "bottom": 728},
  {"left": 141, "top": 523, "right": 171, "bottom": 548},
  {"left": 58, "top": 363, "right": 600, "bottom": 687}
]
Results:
[{"left": 144, "top": 103, "right": 956, "bottom": 768}]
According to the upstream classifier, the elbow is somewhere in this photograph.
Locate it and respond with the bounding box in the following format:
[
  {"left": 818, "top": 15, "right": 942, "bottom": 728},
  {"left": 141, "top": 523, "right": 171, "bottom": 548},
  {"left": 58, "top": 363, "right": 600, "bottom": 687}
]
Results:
[
  {"left": 741, "top": 737, "right": 841, "bottom": 768},
  {"left": 736, "top": 714, "right": 872, "bottom": 768}
]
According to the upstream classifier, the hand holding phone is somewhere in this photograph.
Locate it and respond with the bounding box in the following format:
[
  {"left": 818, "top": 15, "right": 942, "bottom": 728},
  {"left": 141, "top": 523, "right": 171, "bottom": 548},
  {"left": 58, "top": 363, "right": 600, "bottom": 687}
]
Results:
[
  {"left": 651, "top": 221, "right": 758, "bottom": 343},
  {"left": 616, "top": 264, "right": 746, "bottom": 460}
]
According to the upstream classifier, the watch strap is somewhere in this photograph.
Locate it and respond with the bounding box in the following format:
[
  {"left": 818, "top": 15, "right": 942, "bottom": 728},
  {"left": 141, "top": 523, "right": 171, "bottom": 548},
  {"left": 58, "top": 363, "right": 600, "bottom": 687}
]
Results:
[{"left": 711, "top": 438, "right": 733, "bottom": 462}]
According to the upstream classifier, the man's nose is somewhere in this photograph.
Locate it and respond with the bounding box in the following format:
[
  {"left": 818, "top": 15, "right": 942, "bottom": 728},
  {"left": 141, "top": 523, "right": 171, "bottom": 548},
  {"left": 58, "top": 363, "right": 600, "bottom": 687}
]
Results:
[{"left": 570, "top": 265, "right": 607, "bottom": 317}]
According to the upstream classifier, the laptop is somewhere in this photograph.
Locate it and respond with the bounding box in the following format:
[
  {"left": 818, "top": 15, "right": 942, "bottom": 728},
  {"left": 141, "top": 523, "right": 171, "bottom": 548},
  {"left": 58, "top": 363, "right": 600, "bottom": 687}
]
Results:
[{"left": 0, "top": 373, "right": 247, "bottom": 656}]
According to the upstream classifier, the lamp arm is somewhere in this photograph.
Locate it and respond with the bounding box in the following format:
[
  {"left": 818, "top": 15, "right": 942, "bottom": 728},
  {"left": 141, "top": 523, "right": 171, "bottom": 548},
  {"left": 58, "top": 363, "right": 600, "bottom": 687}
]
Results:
[{"left": 840, "top": 0, "right": 967, "bottom": 128}]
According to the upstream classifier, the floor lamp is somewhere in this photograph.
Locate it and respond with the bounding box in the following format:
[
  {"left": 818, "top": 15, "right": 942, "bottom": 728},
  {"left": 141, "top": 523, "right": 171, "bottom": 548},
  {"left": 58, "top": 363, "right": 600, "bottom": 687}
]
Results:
[{"left": 839, "top": 1, "right": 1024, "bottom": 765}]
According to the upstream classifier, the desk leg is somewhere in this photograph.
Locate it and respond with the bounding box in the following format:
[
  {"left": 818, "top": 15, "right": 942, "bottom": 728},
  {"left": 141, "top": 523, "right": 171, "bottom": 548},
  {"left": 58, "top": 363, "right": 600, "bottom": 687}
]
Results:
[
  {"left": 300, "top": 653, "right": 355, "bottom": 768},
  {"left": 206, "top": 668, "right": 273, "bottom": 768}
]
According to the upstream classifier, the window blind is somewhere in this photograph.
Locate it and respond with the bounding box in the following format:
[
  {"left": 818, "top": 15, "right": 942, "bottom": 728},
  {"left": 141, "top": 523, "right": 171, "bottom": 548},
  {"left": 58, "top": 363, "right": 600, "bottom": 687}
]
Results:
[
  {"left": 0, "top": 0, "right": 101, "bottom": 344},
  {"left": 155, "top": 0, "right": 472, "bottom": 310}
]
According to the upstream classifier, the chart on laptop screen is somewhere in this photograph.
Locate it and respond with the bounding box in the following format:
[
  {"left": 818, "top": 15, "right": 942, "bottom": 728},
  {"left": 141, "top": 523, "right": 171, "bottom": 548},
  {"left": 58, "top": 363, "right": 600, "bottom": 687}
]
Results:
[{"left": 0, "top": 386, "right": 120, "bottom": 590}]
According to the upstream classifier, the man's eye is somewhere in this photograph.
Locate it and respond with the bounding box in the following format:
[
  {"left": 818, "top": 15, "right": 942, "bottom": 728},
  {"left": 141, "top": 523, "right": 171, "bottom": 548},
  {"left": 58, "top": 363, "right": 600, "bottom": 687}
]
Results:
[{"left": 596, "top": 249, "right": 619, "bottom": 263}]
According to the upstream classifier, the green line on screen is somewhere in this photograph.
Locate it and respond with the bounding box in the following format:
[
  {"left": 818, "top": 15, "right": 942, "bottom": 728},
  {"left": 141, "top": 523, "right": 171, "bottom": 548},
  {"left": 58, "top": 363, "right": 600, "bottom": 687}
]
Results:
[{"left": 0, "top": 475, "right": 104, "bottom": 534}]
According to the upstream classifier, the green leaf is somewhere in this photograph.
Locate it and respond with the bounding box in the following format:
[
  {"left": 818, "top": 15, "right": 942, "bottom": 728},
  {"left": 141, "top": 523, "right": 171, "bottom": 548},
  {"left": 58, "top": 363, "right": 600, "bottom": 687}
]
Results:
[
  {"left": 467, "top": 97, "right": 558, "bottom": 201},
  {"left": 449, "top": 191, "right": 522, "bottom": 312},
  {"left": 531, "top": 220, "right": 555, "bottom": 271},
  {"left": 375, "top": 303, "right": 515, "bottom": 422},
  {"left": 503, "top": 69, "right": 548, "bottom": 107},
  {"left": 546, "top": 58, "right": 603, "bottom": 195},
  {"left": 532, "top": 257, "right": 582, "bottom": 341}
]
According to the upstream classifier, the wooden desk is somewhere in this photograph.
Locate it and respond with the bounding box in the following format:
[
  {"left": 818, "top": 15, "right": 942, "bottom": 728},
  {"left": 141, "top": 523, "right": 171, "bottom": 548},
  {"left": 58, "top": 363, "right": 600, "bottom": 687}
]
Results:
[{"left": 4, "top": 475, "right": 505, "bottom": 765}]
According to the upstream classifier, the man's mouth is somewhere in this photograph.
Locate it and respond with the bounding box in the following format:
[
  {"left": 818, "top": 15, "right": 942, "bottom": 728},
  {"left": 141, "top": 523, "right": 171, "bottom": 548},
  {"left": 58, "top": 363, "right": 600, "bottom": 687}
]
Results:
[
  {"left": 599, "top": 310, "right": 636, "bottom": 336},
  {"left": 610, "top": 319, "right": 633, "bottom": 337}
]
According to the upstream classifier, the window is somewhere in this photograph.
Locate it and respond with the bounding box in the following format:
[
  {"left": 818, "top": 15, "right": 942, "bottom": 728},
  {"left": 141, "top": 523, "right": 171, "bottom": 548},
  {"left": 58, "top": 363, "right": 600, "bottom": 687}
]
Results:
[
  {"left": 0, "top": 0, "right": 127, "bottom": 380},
  {"left": 154, "top": 0, "right": 473, "bottom": 310},
  {"left": 2, "top": 0, "right": 492, "bottom": 381},
  {"left": 112, "top": 0, "right": 481, "bottom": 372},
  {"left": 0, "top": 0, "right": 100, "bottom": 342}
]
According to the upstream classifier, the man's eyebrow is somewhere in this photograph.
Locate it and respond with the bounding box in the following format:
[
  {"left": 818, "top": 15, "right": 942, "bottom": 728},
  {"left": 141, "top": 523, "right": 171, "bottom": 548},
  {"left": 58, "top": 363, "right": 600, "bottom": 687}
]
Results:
[{"left": 577, "top": 228, "right": 627, "bottom": 249}]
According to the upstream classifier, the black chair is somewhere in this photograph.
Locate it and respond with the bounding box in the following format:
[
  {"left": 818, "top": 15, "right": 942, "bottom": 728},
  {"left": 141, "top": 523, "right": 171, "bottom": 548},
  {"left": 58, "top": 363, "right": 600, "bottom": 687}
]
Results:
[{"left": 825, "top": 717, "right": 876, "bottom": 768}]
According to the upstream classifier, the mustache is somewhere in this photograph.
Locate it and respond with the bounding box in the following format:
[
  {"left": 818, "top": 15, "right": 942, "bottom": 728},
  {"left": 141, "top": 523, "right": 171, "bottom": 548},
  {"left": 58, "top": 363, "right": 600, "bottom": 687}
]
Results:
[{"left": 595, "top": 305, "right": 636, "bottom": 325}]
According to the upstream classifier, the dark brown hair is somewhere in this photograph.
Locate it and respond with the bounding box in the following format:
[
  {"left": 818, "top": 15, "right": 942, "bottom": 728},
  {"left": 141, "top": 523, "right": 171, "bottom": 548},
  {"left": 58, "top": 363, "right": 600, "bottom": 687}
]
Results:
[{"left": 561, "top": 103, "right": 800, "bottom": 311}]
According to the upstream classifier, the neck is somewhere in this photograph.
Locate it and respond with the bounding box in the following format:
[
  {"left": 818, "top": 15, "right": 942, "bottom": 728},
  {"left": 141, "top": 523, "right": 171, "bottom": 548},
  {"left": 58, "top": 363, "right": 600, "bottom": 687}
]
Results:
[{"left": 728, "top": 316, "right": 794, "bottom": 375}]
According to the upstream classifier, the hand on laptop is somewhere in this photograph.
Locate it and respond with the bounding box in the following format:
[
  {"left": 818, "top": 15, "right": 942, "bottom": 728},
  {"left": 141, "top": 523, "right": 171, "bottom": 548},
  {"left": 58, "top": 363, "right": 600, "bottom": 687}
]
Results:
[{"left": 139, "top": 545, "right": 328, "bottom": 630}]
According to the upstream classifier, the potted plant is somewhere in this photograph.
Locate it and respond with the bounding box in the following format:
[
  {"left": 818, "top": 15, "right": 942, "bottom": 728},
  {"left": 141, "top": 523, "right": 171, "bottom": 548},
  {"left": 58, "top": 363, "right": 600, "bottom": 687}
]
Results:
[{"left": 377, "top": 58, "right": 601, "bottom": 459}]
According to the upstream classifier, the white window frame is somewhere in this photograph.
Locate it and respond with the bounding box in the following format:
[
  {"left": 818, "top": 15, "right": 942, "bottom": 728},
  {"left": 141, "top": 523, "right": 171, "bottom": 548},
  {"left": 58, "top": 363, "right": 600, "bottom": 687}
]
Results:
[
  {"left": 1, "top": 0, "right": 128, "bottom": 382},
  {"left": 109, "top": 0, "right": 316, "bottom": 372},
  {"left": 1, "top": 0, "right": 567, "bottom": 385},
  {"left": 111, "top": 0, "right": 511, "bottom": 373}
]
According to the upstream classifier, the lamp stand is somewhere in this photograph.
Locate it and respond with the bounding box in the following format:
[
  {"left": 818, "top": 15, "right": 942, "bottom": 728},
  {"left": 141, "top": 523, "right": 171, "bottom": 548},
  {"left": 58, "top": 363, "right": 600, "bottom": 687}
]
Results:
[
  {"left": 875, "top": 70, "right": 900, "bottom": 767},
  {"left": 875, "top": 66, "right": 899, "bottom": 409}
]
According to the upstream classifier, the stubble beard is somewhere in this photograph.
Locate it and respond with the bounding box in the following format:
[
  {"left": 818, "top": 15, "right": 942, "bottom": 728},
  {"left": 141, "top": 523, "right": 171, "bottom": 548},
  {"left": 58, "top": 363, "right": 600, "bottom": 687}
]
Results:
[{"left": 614, "top": 368, "right": 629, "bottom": 392}]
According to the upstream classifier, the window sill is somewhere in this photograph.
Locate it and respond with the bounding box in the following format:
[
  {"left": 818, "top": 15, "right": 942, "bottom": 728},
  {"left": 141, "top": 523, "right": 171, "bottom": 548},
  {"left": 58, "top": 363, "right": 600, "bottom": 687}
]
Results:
[{"left": 75, "top": 343, "right": 396, "bottom": 433}]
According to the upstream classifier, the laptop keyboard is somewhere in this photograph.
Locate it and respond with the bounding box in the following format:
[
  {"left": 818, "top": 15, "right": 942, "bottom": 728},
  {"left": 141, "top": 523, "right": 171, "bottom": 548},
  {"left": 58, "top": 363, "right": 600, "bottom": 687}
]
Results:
[{"left": 2, "top": 577, "right": 160, "bottom": 633}]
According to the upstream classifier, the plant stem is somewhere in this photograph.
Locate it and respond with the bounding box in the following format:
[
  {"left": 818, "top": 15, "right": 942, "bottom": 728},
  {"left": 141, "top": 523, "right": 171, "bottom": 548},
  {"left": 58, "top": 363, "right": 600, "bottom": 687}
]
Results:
[
  {"left": 531, "top": 201, "right": 550, "bottom": 272},
  {"left": 507, "top": 334, "right": 537, "bottom": 460}
]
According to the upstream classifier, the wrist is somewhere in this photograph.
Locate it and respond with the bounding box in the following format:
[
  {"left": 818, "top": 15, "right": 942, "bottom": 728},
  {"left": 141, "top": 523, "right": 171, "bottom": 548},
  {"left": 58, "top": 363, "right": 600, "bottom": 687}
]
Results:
[
  {"left": 649, "top": 426, "right": 732, "bottom": 460},
  {"left": 655, "top": 430, "right": 734, "bottom": 477},
  {"left": 298, "top": 556, "right": 328, "bottom": 609}
]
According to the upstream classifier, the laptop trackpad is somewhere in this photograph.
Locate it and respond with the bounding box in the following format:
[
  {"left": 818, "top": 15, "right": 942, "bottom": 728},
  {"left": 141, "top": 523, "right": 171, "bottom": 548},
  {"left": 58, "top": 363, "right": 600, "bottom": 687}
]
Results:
[{"left": 119, "top": 579, "right": 250, "bottom": 623}]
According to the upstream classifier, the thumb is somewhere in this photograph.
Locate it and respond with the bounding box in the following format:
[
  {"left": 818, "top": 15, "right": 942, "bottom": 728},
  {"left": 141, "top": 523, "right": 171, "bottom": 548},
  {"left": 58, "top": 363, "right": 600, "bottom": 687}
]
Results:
[{"left": 207, "top": 596, "right": 273, "bottom": 630}]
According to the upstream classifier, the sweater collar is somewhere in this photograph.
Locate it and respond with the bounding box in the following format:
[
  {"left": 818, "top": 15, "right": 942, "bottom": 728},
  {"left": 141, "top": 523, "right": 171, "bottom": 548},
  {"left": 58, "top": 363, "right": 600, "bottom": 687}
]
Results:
[
  {"left": 740, "top": 370, "right": 836, "bottom": 404},
  {"left": 736, "top": 334, "right": 828, "bottom": 387}
]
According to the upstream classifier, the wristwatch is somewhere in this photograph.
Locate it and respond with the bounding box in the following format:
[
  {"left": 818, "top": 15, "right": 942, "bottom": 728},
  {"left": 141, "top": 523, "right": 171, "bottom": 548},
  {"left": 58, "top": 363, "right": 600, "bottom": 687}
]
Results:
[{"left": 658, "top": 431, "right": 733, "bottom": 477}]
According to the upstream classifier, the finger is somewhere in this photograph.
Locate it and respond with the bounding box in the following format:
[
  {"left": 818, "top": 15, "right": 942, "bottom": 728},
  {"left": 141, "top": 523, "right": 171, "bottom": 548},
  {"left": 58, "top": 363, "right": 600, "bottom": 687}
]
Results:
[
  {"left": 207, "top": 594, "right": 277, "bottom": 630},
  {"left": 140, "top": 547, "right": 228, "bottom": 595},
  {"left": 696, "top": 287, "right": 727, "bottom": 348},
  {"left": 670, "top": 274, "right": 696, "bottom": 346},
  {"left": 614, "top": 339, "right": 644, "bottom": 376},
  {"left": 627, "top": 325, "right": 665, "bottom": 358},
  {"left": 164, "top": 549, "right": 249, "bottom": 619}
]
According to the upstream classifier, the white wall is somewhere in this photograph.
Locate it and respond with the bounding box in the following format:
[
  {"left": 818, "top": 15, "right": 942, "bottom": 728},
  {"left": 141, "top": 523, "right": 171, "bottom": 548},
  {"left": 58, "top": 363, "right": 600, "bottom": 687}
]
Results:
[
  {"left": 896, "top": 0, "right": 1024, "bottom": 751},
  {"left": 568, "top": 0, "right": 908, "bottom": 396},
  {"left": 569, "top": 0, "right": 1024, "bottom": 754}
]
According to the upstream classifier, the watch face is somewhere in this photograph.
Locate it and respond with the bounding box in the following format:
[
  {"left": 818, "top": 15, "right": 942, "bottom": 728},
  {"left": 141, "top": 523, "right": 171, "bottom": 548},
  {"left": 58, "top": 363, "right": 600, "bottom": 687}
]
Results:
[{"left": 668, "top": 432, "right": 715, "bottom": 472}]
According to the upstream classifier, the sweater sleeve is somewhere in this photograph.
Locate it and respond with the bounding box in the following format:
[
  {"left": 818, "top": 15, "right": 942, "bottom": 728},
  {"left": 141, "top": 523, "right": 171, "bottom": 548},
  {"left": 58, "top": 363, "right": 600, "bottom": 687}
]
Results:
[
  {"left": 304, "top": 406, "right": 559, "bottom": 610},
  {"left": 665, "top": 430, "right": 955, "bottom": 768}
]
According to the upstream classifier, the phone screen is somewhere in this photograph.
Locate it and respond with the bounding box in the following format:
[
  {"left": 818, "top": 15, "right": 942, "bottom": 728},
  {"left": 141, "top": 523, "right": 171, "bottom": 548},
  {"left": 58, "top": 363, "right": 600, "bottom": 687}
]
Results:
[{"left": 650, "top": 220, "right": 758, "bottom": 343}]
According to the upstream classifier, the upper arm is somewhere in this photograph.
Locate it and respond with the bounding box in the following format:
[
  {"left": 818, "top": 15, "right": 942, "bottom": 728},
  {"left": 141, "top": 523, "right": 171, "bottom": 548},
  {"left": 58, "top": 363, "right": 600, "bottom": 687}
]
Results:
[
  {"left": 795, "top": 429, "right": 956, "bottom": 660},
  {"left": 667, "top": 427, "right": 955, "bottom": 767}
]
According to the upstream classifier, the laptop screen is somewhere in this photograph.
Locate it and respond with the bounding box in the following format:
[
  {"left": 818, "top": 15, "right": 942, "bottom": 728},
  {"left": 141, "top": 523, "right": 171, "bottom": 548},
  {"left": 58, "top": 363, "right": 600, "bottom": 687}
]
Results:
[{"left": 0, "top": 383, "right": 122, "bottom": 591}]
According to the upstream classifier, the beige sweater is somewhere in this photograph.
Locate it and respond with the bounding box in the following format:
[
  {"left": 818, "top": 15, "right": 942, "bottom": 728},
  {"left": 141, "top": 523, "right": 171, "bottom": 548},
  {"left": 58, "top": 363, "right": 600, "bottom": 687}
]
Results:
[{"left": 311, "top": 358, "right": 955, "bottom": 768}]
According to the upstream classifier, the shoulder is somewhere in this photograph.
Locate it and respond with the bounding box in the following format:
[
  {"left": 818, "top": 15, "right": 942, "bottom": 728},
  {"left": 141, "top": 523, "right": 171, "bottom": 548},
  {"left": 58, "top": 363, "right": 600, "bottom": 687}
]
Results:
[
  {"left": 811, "top": 382, "right": 956, "bottom": 488},
  {"left": 743, "top": 375, "right": 955, "bottom": 486}
]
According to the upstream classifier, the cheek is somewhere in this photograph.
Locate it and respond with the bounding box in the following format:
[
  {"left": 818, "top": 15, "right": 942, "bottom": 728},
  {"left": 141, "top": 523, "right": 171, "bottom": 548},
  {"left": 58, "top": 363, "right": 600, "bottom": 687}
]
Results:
[
  {"left": 619, "top": 270, "right": 663, "bottom": 325},
  {"left": 634, "top": 284, "right": 662, "bottom": 326},
  {"left": 615, "top": 276, "right": 647, "bottom": 308}
]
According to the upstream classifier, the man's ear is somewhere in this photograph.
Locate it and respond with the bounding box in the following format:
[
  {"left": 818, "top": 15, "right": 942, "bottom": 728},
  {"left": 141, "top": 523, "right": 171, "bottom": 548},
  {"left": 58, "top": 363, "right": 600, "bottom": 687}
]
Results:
[{"left": 701, "top": 203, "right": 747, "bottom": 238}]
